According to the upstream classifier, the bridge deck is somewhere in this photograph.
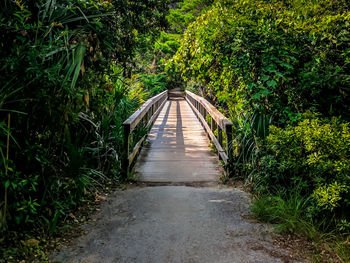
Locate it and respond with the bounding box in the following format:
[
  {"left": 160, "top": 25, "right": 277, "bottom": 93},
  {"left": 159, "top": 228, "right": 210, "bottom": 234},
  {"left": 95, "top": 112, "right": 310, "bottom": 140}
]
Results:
[{"left": 134, "top": 96, "right": 220, "bottom": 183}]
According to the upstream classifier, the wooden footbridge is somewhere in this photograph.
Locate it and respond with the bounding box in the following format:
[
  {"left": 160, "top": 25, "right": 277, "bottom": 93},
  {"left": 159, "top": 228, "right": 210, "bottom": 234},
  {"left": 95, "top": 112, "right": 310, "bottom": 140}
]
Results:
[{"left": 122, "top": 89, "right": 233, "bottom": 182}]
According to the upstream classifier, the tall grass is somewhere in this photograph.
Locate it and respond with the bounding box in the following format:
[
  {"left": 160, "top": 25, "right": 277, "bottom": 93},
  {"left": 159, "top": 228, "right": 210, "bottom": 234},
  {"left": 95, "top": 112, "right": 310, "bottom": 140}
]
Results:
[
  {"left": 252, "top": 190, "right": 319, "bottom": 239},
  {"left": 230, "top": 110, "right": 272, "bottom": 178},
  {"left": 252, "top": 190, "right": 350, "bottom": 262}
]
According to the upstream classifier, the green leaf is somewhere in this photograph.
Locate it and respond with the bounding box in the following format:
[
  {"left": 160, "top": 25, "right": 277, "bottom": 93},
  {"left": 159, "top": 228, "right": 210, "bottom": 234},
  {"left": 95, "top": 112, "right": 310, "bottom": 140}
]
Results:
[
  {"left": 248, "top": 83, "right": 255, "bottom": 90},
  {"left": 282, "top": 63, "right": 293, "bottom": 70},
  {"left": 267, "top": 80, "right": 277, "bottom": 88},
  {"left": 262, "top": 75, "right": 269, "bottom": 82}
]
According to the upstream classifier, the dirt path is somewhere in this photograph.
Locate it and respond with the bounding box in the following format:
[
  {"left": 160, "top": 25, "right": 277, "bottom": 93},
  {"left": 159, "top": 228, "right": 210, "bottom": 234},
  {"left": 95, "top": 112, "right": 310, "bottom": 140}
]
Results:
[{"left": 51, "top": 185, "right": 303, "bottom": 263}]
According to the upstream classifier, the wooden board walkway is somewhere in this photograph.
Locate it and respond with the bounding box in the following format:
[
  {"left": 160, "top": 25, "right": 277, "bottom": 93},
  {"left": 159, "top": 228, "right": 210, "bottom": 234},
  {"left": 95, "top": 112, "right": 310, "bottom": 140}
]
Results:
[{"left": 134, "top": 93, "right": 220, "bottom": 183}]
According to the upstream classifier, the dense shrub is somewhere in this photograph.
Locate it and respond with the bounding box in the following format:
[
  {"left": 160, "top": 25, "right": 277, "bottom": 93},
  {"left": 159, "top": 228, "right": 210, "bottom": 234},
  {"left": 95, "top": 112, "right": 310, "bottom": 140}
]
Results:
[{"left": 254, "top": 114, "right": 350, "bottom": 228}]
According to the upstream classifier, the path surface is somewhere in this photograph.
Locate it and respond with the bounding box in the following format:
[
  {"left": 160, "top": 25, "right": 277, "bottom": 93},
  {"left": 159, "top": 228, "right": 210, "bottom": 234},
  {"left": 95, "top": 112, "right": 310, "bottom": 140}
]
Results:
[
  {"left": 134, "top": 96, "right": 219, "bottom": 183},
  {"left": 52, "top": 186, "right": 299, "bottom": 263},
  {"left": 52, "top": 91, "right": 303, "bottom": 263}
]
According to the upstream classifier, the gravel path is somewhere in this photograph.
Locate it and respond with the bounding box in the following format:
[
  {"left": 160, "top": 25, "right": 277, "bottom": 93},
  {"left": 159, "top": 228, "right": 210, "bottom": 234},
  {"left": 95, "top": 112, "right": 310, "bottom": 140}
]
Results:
[{"left": 51, "top": 186, "right": 303, "bottom": 263}]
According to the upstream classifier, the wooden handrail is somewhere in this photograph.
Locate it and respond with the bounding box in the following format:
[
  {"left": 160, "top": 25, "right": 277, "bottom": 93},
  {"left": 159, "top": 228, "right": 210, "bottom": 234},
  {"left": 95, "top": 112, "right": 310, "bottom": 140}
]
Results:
[
  {"left": 122, "top": 90, "right": 168, "bottom": 176},
  {"left": 185, "top": 90, "right": 233, "bottom": 168}
]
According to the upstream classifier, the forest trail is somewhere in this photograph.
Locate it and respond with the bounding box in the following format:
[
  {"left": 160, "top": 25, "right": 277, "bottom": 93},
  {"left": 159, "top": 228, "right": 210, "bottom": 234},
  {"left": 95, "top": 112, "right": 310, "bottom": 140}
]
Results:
[{"left": 52, "top": 90, "right": 304, "bottom": 263}]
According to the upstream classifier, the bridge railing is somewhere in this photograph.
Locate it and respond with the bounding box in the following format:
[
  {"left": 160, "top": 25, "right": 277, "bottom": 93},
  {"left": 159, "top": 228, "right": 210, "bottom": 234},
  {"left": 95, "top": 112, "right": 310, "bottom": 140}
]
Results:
[
  {"left": 185, "top": 90, "right": 233, "bottom": 168},
  {"left": 122, "top": 90, "right": 168, "bottom": 176}
]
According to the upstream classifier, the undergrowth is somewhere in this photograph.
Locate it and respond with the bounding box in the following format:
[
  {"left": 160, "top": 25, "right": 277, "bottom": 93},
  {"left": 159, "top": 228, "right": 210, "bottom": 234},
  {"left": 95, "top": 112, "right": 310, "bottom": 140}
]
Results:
[{"left": 252, "top": 190, "right": 350, "bottom": 262}]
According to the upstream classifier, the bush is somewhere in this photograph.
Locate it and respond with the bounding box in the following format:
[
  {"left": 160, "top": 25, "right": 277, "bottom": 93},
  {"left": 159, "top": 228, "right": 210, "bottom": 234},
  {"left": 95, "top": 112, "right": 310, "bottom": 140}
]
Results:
[{"left": 254, "top": 114, "right": 350, "bottom": 229}]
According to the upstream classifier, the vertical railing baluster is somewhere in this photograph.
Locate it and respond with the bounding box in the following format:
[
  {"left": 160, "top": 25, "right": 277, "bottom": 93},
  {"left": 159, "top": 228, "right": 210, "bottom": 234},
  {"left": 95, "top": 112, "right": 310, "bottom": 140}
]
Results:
[
  {"left": 225, "top": 122, "right": 233, "bottom": 175},
  {"left": 122, "top": 123, "right": 131, "bottom": 177},
  {"left": 211, "top": 117, "right": 217, "bottom": 134},
  {"left": 217, "top": 125, "right": 223, "bottom": 159},
  {"left": 225, "top": 123, "right": 233, "bottom": 155}
]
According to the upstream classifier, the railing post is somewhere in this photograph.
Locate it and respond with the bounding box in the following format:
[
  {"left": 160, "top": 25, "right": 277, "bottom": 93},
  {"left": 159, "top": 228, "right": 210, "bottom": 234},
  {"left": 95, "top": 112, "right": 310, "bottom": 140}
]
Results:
[
  {"left": 225, "top": 122, "right": 233, "bottom": 175},
  {"left": 217, "top": 125, "right": 223, "bottom": 159},
  {"left": 211, "top": 117, "right": 217, "bottom": 133},
  {"left": 146, "top": 108, "right": 151, "bottom": 123},
  {"left": 122, "top": 123, "right": 131, "bottom": 178}
]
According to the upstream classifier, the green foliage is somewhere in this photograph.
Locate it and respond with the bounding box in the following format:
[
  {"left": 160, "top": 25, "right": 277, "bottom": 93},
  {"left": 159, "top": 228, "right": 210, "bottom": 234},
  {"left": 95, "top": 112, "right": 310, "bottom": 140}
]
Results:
[
  {"left": 254, "top": 114, "right": 350, "bottom": 231},
  {"left": 231, "top": 110, "right": 272, "bottom": 177},
  {"left": 155, "top": 31, "right": 181, "bottom": 56},
  {"left": 172, "top": 0, "right": 350, "bottom": 120},
  {"left": 0, "top": 0, "right": 170, "bottom": 239},
  {"left": 1, "top": 0, "right": 349, "bottom": 259},
  {"left": 252, "top": 191, "right": 350, "bottom": 261},
  {"left": 140, "top": 73, "right": 168, "bottom": 96},
  {"left": 252, "top": 190, "right": 317, "bottom": 237},
  {"left": 167, "top": 0, "right": 213, "bottom": 33},
  {"left": 313, "top": 182, "right": 346, "bottom": 211},
  {"left": 155, "top": 0, "right": 215, "bottom": 90}
]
